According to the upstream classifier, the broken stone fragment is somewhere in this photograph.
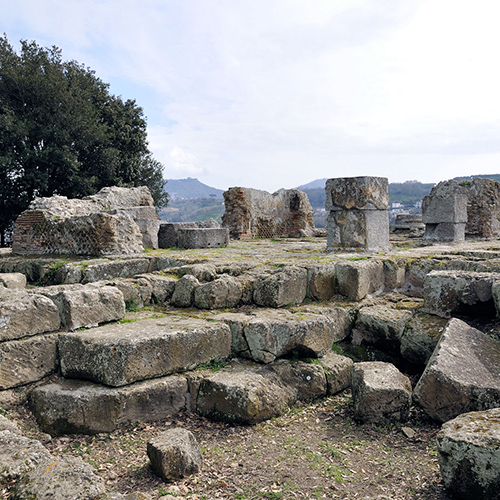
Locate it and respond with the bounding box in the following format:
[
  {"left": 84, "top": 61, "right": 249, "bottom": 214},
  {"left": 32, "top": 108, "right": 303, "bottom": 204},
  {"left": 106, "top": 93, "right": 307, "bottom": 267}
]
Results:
[{"left": 147, "top": 428, "right": 203, "bottom": 481}]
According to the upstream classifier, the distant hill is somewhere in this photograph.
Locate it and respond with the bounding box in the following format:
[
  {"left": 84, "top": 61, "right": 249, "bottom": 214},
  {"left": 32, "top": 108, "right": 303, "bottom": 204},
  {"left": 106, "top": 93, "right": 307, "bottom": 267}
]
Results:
[
  {"left": 296, "top": 178, "right": 328, "bottom": 190},
  {"left": 165, "top": 178, "right": 224, "bottom": 199},
  {"left": 452, "top": 174, "right": 500, "bottom": 183}
]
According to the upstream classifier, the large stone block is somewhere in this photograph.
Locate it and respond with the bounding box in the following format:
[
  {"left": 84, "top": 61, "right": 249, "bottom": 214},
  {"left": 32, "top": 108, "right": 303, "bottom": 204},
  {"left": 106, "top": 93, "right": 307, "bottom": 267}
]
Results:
[
  {"left": 0, "top": 334, "right": 58, "bottom": 390},
  {"left": 307, "top": 265, "right": 336, "bottom": 301},
  {"left": 0, "top": 273, "right": 26, "bottom": 290},
  {"left": 0, "top": 291, "right": 60, "bottom": 341},
  {"left": 422, "top": 194, "right": 468, "bottom": 224},
  {"left": 0, "top": 430, "right": 52, "bottom": 482},
  {"left": 325, "top": 176, "right": 389, "bottom": 211},
  {"left": 422, "top": 222, "right": 465, "bottom": 244},
  {"left": 30, "top": 376, "right": 187, "bottom": 435},
  {"left": 194, "top": 275, "right": 242, "bottom": 309},
  {"left": 437, "top": 408, "right": 500, "bottom": 500},
  {"left": 11, "top": 455, "right": 106, "bottom": 500},
  {"left": 81, "top": 258, "right": 152, "bottom": 283},
  {"left": 253, "top": 266, "right": 307, "bottom": 307},
  {"left": 177, "top": 228, "right": 229, "bottom": 249},
  {"left": 136, "top": 274, "right": 177, "bottom": 303},
  {"left": 147, "top": 428, "right": 203, "bottom": 481},
  {"left": 413, "top": 318, "right": 500, "bottom": 422},
  {"left": 352, "top": 305, "right": 413, "bottom": 351},
  {"left": 335, "top": 259, "right": 384, "bottom": 301},
  {"left": 58, "top": 317, "right": 232, "bottom": 386},
  {"left": 196, "top": 366, "right": 295, "bottom": 424},
  {"left": 326, "top": 209, "right": 389, "bottom": 251},
  {"left": 423, "top": 270, "right": 500, "bottom": 317},
  {"left": 39, "top": 284, "right": 125, "bottom": 330},
  {"left": 170, "top": 275, "right": 199, "bottom": 308},
  {"left": 351, "top": 362, "right": 412, "bottom": 423},
  {"left": 318, "top": 351, "right": 354, "bottom": 395},
  {"left": 158, "top": 222, "right": 198, "bottom": 248}
]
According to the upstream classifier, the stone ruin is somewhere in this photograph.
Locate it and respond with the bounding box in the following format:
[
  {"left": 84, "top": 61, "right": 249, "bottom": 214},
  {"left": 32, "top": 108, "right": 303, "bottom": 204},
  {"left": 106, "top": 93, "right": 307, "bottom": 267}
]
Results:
[
  {"left": 422, "top": 177, "right": 500, "bottom": 243},
  {"left": 325, "top": 176, "right": 390, "bottom": 251},
  {"left": 158, "top": 219, "right": 229, "bottom": 249},
  {"left": 222, "top": 187, "right": 315, "bottom": 239},
  {"left": 11, "top": 186, "right": 159, "bottom": 256}
]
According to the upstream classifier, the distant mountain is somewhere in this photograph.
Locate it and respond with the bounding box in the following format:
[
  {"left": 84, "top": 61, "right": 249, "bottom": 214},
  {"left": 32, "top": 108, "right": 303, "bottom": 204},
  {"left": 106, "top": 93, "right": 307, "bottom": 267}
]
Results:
[
  {"left": 296, "top": 178, "right": 328, "bottom": 190},
  {"left": 165, "top": 178, "right": 224, "bottom": 199},
  {"left": 452, "top": 174, "right": 500, "bottom": 183}
]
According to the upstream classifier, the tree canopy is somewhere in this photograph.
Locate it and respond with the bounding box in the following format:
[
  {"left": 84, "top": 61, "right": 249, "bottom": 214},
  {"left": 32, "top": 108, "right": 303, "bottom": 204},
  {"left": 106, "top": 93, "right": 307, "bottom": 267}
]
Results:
[{"left": 0, "top": 35, "right": 168, "bottom": 246}]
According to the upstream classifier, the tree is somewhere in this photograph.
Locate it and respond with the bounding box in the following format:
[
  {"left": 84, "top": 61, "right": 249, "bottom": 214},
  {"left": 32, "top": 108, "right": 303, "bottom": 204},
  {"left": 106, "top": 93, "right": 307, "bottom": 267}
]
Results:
[{"left": 0, "top": 35, "right": 167, "bottom": 246}]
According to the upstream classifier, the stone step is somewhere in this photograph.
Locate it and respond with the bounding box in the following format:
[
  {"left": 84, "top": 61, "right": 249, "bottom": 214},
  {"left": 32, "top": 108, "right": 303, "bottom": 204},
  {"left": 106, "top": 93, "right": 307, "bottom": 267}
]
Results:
[{"left": 58, "top": 316, "right": 232, "bottom": 386}]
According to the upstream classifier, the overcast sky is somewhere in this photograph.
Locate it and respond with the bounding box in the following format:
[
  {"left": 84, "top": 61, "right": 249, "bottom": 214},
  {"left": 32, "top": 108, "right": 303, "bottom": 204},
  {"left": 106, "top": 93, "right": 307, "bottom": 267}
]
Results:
[{"left": 3, "top": 0, "right": 500, "bottom": 192}]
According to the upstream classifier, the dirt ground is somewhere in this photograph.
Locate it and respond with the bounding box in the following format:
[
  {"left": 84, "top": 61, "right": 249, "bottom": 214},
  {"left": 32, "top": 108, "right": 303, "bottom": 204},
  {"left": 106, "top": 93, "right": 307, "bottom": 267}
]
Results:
[{"left": 1, "top": 382, "right": 451, "bottom": 500}]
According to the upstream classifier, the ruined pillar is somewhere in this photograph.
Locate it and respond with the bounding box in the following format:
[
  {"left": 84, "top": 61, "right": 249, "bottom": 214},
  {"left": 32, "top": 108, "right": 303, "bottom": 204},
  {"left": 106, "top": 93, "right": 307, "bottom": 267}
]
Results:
[
  {"left": 421, "top": 194, "right": 467, "bottom": 244},
  {"left": 325, "top": 176, "right": 390, "bottom": 252}
]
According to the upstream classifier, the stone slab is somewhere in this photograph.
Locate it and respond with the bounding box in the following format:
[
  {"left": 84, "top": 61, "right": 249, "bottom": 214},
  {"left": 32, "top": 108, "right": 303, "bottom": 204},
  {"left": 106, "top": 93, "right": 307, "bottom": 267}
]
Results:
[
  {"left": 158, "top": 222, "right": 198, "bottom": 248},
  {"left": 177, "top": 228, "right": 229, "bottom": 249},
  {"left": 30, "top": 375, "right": 188, "bottom": 435},
  {"left": 422, "top": 194, "right": 468, "bottom": 224},
  {"left": 253, "top": 266, "right": 307, "bottom": 308},
  {"left": 59, "top": 317, "right": 232, "bottom": 386},
  {"left": 413, "top": 318, "right": 500, "bottom": 422},
  {"left": 335, "top": 259, "right": 384, "bottom": 301},
  {"left": 81, "top": 258, "right": 152, "bottom": 283},
  {"left": 422, "top": 222, "right": 466, "bottom": 244}
]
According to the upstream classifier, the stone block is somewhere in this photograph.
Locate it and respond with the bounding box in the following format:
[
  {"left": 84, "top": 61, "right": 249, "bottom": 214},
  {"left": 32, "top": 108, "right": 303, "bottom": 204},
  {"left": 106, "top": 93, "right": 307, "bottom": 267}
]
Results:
[
  {"left": 0, "top": 291, "right": 60, "bottom": 341},
  {"left": 318, "top": 351, "right": 354, "bottom": 395},
  {"left": 413, "top": 318, "right": 500, "bottom": 422},
  {"left": 400, "top": 313, "right": 448, "bottom": 365},
  {"left": 158, "top": 222, "right": 197, "bottom": 248},
  {"left": 59, "top": 317, "right": 231, "bottom": 386},
  {"left": 194, "top": 275, "right": 242, "bottom": 309},
  {"left": 12, "top": 455, "right": 106, "bottom": 500},
  {"left": 0, "top": 415, "right": 21, "bottom": 434},
  {"left": 423, "top": 270, "right": 500, "bottom": 317},
  {"left": 0, "top": 430, "right": 52, "bottom": 482},
  {"left": 107, "top": 206, "right": 159, "bottom": 249},
  {"left": 307, "top": 265, "right": 336, "bottom": 301},
  {"left": 351, "top": 362, "right": 412, "bottom": 423},
  {"left": 147, "top": 428, "right": 203, "bottom": 481},
  {"left": 393, "top": 214, "right": 425, "bottom": 230},
  {"left": 109, "top": 278, "right": 152, "bottom": 310},
  {"left": 81, "top": 258, "right": 152, "bottom": 283},
  {"left": 253, "top": 266, "right": 307, "bottom": 307},
  {"left": 335, "top": 260, "right": 384, "bottom": 301},
  {"left": 136, "top": 274, "right": 177, "bottom": 303},
  {"left": 325, "top": 176, "right": 389, "bottom": 211},
  {"left": 0, "top": 272, "right": 26, "bottom": 290},
  {"left": 437, "top": 408, "right": 500, "bottom": 500},
  {"left": 177, "top": 228, "right": 229, "bottom": 249},
  {"left": 383, "top": 259, "right": 406, "bottom": 290},
  {"left": 30, "top": 376, "right": 187, "bottom": 435},
  {"left": 39, "top": 284, "right": 125, "bottom": 330},
  {"left": 352, "top": 305, "right": 413, "bottom": 351},
  {"left": 422, "top": 194, "right": 468, "bottom": 223},
  {"left": 0, "top": 334, "right": 58, "bottom": 390},
  {"left": 326, "top": 209, "right": 389, "bottom": 251},
  {"left": 422, "top": 222, "right": 465, "bottom": 244},
  {"left": 170, "top": 275, "right": 199, "bottom": 308},
  {"left": 196, "top": 366, "right": 295, "bottom": 424}
]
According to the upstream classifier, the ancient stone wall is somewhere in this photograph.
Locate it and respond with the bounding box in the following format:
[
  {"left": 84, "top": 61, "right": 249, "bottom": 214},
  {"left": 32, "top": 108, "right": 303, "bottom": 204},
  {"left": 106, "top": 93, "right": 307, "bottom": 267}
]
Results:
[
  {"left": 11, "top": 186, "right": 157, "bottom": 256},
  {"left": 222, "top": 187, "right": 315, "bottom": 239},
  {"left": 428, "top": 178, "right": 500, "bottom": 239}
]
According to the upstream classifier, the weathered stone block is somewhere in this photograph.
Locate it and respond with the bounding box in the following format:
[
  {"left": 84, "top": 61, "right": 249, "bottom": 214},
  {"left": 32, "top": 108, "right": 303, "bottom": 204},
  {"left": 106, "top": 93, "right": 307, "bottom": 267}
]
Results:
[
  {"left": 0, "top": 291, "right": 60, "bottom": 341},
  {"left": 325, "top": 177, "right": 389, "bottom": 211},
  {"left": 0, "top": 334, "right": 58, "bottom": 390},
  {"left": 413, "top": 318, "right": 500, "bottom": 422},
  {"left": 422, "top": 222, "right": 465, "bottom": 244},
  {"left": 335, "top": 260, "right": 384, "bottom": 301},
  {"left": 393, "top": 213, "right": 425, "bottom": 230},
  {"left": 423, "top": 270, "right": 500, "bottom": 317},
  {"left": 177, "top": 228, "right": 229, "bottom": 249},
  {"left": 170, "top": 275, "right": 199, "bottom": 308},
  {"left": 196, "top": 367, "right": 295, "bottom": 424},
  {"left": 81, "top": 258, "right": 152, "bottom": 283},
  {"left": 422, "top": 194, "right": 468, "bottom": 224},
  {"left": 59, "top": 317, "right": 231, "bottom": 386},
  {"left": 326, "top": 209, "right": 389, "bottom": 251},
  {"left": 0, "top": 273, "right": 26, "bottom": 290},
  {"left": 307, "top": 265, "right": 336, "bottom": 301},
  {"left": 12, "top": 455, "right": 106, "bottom": 500},
  {"left": 147, "top": 428, "right": 203, "bottom": 481},
  {"left": 400, "top": 313, "right": 448, "bottom": 365},
  {"left": 351, "top": 362, "right": 412, "bottom": 423},
  {"left": 0, "top": 415, "right": 21, "bottom": 434},
  {"left": 253, "top": 266, "right": 307, "bottom": 307},
  {"left": 136, "top": 274, "right": 177, "bottom": 303},
  {"left": 383, "top": 259, "right": 406, "bottom": 290},
  {"left": 0, "top": 430, "right": 52, "bottom": 482},
  {"left": 352, "top": 305, "right": 413, "bottom": 351},
  {"left": 30, "top": 376, "right": 187, "bottom": 435},
  {"left": 437, "top": 408, "right": 500, "bottom": 500},
  {"left": 318, "top": 351, "right": 354, "bottom": 395},
  {"left": 158, "top": 222, "right": 197, "bottom": 248},
  {"left": 108, "top": 278, "right": 152, "bottom": 310},
  {"left": 194, "top": 275, "right": 242, "bottom": 309}
]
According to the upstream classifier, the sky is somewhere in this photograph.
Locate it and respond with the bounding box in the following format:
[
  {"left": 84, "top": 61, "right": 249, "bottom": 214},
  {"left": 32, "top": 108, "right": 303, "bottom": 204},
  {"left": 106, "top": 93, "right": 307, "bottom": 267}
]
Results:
[{"left": 3, "top": 0, "right": 500, "bottom": 192}]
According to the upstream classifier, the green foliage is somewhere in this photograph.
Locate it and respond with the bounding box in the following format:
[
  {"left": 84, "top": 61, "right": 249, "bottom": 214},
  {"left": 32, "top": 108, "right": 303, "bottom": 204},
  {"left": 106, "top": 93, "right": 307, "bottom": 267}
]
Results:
[{"left": 0, "top": 35, "right": 167, "bottom": 246}]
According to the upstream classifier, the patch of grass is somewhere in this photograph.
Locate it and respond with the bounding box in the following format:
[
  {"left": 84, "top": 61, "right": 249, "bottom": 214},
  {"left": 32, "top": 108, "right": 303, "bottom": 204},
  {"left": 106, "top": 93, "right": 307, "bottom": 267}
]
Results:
[{"left": 125, "top": 297, "right": 141, "bottom": 312}]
